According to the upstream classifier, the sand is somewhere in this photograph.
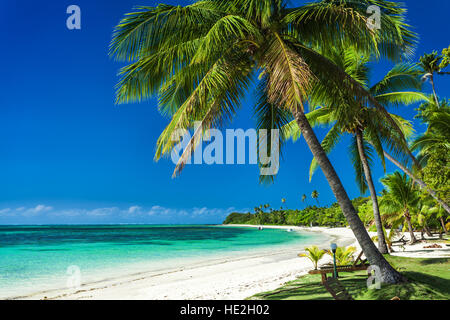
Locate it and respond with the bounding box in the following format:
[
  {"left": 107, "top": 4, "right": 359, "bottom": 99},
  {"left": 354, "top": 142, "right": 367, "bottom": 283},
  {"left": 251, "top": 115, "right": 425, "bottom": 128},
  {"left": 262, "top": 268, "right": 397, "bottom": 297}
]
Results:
[{"left": 13, "top": 225, "right": 449, "bottom": 300}]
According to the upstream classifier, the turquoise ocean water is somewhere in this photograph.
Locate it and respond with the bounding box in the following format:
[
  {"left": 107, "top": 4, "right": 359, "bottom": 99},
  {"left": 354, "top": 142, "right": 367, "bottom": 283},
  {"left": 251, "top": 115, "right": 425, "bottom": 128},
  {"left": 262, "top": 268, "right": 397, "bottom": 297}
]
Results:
[{"left": 0, "top": 225, "right": 325, "bottom": 298}]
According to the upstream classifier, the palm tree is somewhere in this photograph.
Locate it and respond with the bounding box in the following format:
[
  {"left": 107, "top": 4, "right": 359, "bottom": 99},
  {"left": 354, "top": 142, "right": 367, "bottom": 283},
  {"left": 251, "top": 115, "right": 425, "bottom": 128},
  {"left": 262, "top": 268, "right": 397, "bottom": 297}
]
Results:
[
  {"left": 419, "top": 52, "right": 442, "bottom": 107},
  {"left": 381, "top": 149, "right": 450, "bottom": 215},
  {"left": 285, "top": 50, "right": 426, "bottom": 254},
  {"left": 110, "top": 0, "right": 414, "bottom": 284},
  {"left": 372, "top": 228, "right": 399, "bottom": 253},
  {"left": 311, "top": 190, "right": 319, "bottom": 206},
  {"left": 299, "top": 245, "right": 326, "bottom": 270},
  {"left": 301, "top": 194, "right": 307, "bottom": 207},
  {"left": 375, "top": 98, "right": 450, "bottom": 215},
  {"left": 417, "top": 201, "right": 438, "bottom": 238},
  {"left": 325, "top": 246, "right": 357, "bottom": 266},
  {"left": 380, "top": 172, "right": 420, "bottom": 244}
]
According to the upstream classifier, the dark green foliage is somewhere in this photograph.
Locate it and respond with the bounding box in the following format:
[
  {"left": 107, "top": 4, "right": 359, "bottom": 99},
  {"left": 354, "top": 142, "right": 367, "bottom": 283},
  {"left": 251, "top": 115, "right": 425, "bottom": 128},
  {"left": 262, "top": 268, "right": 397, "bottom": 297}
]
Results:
[{"left": 223, "top": 197, "right": 369, "bottom": 227}]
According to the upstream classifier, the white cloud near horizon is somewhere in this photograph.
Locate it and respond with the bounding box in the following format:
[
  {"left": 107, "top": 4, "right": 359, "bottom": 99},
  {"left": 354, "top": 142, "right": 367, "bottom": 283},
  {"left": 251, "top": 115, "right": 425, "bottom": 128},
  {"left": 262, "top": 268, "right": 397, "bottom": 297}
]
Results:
[
  {"left": 0, "top": 204, "right": 245, "bottom": 222},
  {"left": 0, "top": 208, "right": 11, "bottom": 215},
  {"left": 127, "top": 206, "right": 142, "bottom": 214},
  {"left": 10, "top": 205, "right": 54, "bottom": 217}
]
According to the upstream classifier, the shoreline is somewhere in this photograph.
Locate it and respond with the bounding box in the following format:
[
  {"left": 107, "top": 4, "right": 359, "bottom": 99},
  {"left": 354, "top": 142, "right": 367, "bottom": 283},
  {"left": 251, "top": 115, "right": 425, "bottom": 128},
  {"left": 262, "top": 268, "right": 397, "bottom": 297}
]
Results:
[
  {"left": 220, "top": 224, "right": 357, "bottom": 248},
  {"left": 6, "top": 225, "right": 448, "bottom": 300},
  {"left": 9, "top": 225, "right": 356, "bottom": 300}
]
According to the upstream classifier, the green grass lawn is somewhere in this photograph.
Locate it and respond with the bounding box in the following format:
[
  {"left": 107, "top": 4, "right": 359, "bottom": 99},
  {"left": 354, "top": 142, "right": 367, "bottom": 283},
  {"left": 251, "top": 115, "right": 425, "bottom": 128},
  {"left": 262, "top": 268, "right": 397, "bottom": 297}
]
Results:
[{"left": 249, "top": 256, "right": 450, "bottom": 300}]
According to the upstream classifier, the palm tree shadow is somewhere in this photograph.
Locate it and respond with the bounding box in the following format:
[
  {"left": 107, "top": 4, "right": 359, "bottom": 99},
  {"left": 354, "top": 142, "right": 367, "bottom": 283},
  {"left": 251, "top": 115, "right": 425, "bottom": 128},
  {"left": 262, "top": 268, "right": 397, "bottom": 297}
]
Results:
[
  {"left": 417, "top": 257, "right": 450, "bottom": 265},
  {"left": 255, "top": 282, "right": 332, "bottom": 300},
  {"left": 404, "top": 271, "right": 450, "bottom": 295},
  {"left": 363, "top": 271, "right": 450, "bottom": 300},
  {"left": 255, "top": 274, "right": 368, "bottom": 300}
]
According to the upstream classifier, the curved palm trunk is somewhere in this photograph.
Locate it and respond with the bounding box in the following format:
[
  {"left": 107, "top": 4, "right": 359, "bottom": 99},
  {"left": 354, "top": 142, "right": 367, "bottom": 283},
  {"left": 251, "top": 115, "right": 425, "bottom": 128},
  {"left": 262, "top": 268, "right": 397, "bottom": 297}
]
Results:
[
  {"left": 429, "top": 75, "right": 440, "bottom": 108},
  {"left": 355, "top": 130, "right": 389, "bottom": 254},
  {"left": 420, "top": 229, "right": 426, "bottom": 240},
  {"left": 439, "top": 216, "right": 448, "bottom": 235},
  {"left": 424, "top": 223, "right": 433, "bottom": 237},
  {"left": 293, "top": 110, "right": 403, "bottom": 284},
  {"left": 383, "top": 151, "right": 450, "bottom": 215},
  {"left": 404, "top": 209, "right": 417, "bottom": 244}
]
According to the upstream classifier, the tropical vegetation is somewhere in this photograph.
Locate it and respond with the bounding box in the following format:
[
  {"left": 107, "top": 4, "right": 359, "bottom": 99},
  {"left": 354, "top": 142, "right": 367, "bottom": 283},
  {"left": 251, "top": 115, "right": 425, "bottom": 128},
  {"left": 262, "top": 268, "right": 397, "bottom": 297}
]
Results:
[
  {"left": 298, "top": 246, "right": 326, "bottom": 270},
  {"left": 110, "top": 0, "right": 449, "bottom": 285},
  {"left": 250, "top": 256, "right": 450, "bottom": 300}
]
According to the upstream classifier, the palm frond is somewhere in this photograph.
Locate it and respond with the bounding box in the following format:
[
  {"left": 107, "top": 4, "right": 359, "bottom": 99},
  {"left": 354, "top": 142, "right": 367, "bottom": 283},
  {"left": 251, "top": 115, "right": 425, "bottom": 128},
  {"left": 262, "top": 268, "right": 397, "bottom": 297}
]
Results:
[
  {"left": 309, "top": 124, "right": 343, "bottom": 181},
  {"left": 284, "top": 0, "right": 416, "bottom": 61},
  {"left": 262, "top": 33, "right": 312, "bottom": 113},
  {"left": 109, "top": 3, "right": 224, "bottom": 61},
  {"left": 374, "top": 91, "right": 429, "bottom": 108},
  {"left": 370, "top": 63, "right": 423, "bottom": 96},
  {"left": 254, "top": 75, "right": 293, "bottom": 184}
]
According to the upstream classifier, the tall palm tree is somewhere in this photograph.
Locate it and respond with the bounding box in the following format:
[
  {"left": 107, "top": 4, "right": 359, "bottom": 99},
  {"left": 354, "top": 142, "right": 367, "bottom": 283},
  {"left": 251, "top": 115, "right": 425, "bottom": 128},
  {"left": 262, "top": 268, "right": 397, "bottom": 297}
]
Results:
[
  {"left": 380, "top": 172, "right": 420, "bottom": 244},
  {"left": 110, "top": 0, "right": 414, "bottom": 284},
  {"left": 419, "top": 52, "right": 442, "bottom": 107},
  {"left": 284, "top": 50, "right": 425, "bottom": 254},
  {"left": 301, "top": 194, "right": 307, "bottom": 207},
  {"left": 281, "top": 198, "right": 286, "bottom": 209},
  {"left": 311, "top": 190, "right": 319, "bottom": 206}
]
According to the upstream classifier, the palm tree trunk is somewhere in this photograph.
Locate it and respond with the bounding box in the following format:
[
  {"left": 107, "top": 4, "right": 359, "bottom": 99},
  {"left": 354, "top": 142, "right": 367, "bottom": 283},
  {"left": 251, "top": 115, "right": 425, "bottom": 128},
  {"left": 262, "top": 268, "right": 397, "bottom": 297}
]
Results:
[
  {"left": 383, "top": 151, "right": 450, "bottom": 215},
  {"left": 404, "top": 209, "right": 417, "bottom": 244},
  {"left": 293, "top": 109, "right": 403, "bottom": 284},
  {"left": 424, "top": 223, "right": 433, "bottom": 237},
  {"left": 355, "top": 130, "right": 389, "bottom": 254},
  {"left": 439, "top": 216, "right": 448, "bottom": 235},
  {"left": 430, "top": 75, "right": 440, "bottom": 107}
]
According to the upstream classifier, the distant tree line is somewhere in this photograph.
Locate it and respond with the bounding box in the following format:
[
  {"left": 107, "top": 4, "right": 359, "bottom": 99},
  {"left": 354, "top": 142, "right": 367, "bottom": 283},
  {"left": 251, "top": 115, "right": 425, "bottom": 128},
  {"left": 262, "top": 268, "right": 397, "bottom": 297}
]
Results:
[{"left": 223, "top": 197, "right": 369, "bottom": 228}]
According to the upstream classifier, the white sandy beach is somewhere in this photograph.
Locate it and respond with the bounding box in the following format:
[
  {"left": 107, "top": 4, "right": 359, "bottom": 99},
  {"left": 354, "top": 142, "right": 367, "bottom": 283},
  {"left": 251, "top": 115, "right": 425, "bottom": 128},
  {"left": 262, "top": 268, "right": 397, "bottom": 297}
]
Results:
[{"left": 13, "top": 225, "right": 449, "bottom": 300}]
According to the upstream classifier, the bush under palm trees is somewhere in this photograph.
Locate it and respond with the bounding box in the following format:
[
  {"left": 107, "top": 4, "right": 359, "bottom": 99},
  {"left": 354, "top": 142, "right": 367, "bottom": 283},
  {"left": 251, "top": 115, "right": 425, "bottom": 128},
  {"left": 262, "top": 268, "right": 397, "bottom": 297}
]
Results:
[
  {"left": 325, "top": 246, "right": 357, "bottom": 266},
  {"left": 299, "top": 245, "right": 326, "bottom": 270}
]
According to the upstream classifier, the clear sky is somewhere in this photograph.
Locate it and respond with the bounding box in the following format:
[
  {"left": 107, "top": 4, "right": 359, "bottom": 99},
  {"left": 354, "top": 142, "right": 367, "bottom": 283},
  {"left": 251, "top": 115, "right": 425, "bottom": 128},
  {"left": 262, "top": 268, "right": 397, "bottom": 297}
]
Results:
[{"left": 0, "top": 0, "right": 449, "bottom": 224}]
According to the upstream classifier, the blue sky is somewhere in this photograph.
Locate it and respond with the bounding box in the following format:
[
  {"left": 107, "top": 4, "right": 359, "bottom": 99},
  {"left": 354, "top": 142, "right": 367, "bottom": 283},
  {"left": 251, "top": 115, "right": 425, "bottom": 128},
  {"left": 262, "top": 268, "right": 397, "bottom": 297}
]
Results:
[{"left": 0, "top": 0, "right": 449, "bottom": 224}]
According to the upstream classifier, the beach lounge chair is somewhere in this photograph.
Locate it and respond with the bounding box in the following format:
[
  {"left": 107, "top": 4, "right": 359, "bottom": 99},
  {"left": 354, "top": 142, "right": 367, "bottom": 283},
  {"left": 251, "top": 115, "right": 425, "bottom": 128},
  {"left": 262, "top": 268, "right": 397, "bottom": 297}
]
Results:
[
  {"left": 308, "top": 251, "right": 370, "bottom": 284},
  {"left": 323, "top": 278, "right": 353, "bottom": 300}
]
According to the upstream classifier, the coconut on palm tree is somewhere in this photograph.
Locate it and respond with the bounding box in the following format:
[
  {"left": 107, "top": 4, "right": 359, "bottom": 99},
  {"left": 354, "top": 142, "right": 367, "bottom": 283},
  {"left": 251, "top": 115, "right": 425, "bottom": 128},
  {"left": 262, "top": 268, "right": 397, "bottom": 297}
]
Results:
[{"left": 110, "top": 0, "right": 415, "bottom": 284}]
